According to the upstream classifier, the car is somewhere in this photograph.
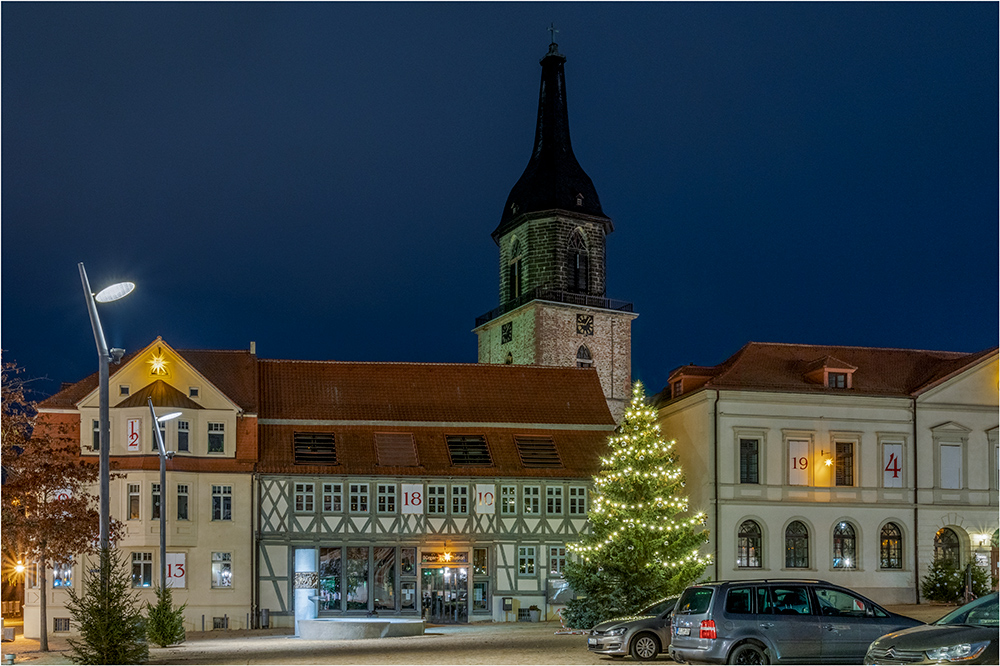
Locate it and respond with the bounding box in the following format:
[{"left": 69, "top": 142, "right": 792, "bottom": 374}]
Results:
[
  {"left": 587, "top": 596, "right": 678, "bottom": 661},
  {"left": 865, "top": 591, "right": 998, "bottom": 665},
  {"left": 668, "top": 579, "right": 923, "bottom": 664}
]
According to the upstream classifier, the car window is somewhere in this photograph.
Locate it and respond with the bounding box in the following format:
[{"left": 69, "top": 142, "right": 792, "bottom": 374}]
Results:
[
  {"left": 725, "top": 587, "right": 755, "bottom": 614},
  {"left": 757, "top": 587, "right": 773, "bottom": 614},
  {"left": 935, "top": 593, "right": 999, "bottom": 627},
  {"left": 676, "top": 587, "right": 714, "bottom": 614},
  {"left": 815, "top": 587, "right": 868, "bottom": 617},
  {"left": 641, "top": 597, "right": 677, "bottom": 616},
  {"left": 768, "top": 586, "right": 812, "bottom": 615}
]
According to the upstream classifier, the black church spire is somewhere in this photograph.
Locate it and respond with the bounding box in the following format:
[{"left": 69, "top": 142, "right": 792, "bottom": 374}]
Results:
[{"left": 494, "top": 43, "right": 609, "bottom": 242}]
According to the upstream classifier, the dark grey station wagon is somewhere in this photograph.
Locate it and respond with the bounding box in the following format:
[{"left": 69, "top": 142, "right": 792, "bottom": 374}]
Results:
[{"left": 668, "top": 580, "right": 922, "bottom": 664}]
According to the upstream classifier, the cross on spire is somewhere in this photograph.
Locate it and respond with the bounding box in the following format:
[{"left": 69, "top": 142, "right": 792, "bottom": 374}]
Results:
[{"left": 548, "top": 23, "right": 559, "bottom": 44}]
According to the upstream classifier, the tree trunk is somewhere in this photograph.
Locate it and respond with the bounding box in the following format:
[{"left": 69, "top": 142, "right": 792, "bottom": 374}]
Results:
[{"left": 38, "top": 554, "right": 48, "bottom": 651}]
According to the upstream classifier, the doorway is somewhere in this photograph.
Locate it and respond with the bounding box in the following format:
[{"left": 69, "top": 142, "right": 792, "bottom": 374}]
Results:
[{"left": 421, "top": 566, "right": 468, "bottom": 623}]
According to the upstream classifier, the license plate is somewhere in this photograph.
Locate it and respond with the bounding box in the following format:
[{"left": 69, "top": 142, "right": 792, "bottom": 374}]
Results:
[
  {"left": 676, "top": 627, "right": 690, "bottom": 636},
  {"left": 588, "top": 638, "right": 598, "bottom": 646}
]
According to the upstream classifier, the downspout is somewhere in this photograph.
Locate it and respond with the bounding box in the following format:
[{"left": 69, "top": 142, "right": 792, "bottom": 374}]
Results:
[
  {"left": 713, "top": 390, "right": 721, "bottom": 581},
  {"left": 251, "top": 469, "right": 259, "bottom": 627},
  {"left": 912, "top": 397, "right": 920, "bottom": 604}
]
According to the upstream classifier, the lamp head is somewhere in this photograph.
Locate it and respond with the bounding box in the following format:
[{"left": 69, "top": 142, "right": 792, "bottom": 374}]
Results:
[
  {"left": 165, "top": 451, "right": 176, "bottom": 460},
  {"left": 109, "top": 348, "right": 126, "bottom": 364},
  {"left": 94, "top": 281, "right": 135, "bottom": 303},
  {"left": 157, "top": 412, "right": 182, "bottom": 423}
]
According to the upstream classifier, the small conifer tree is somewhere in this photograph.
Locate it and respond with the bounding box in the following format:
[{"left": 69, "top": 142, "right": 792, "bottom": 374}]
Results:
[
  {"left": 921, "top": 558, "right": 992, "bottom": 603},
  {"left": 66, "top": 547, "right": 149, "bottom": 665},
  {"left": 563, "top": 381, "right": 711, "bottom": 629},
  {"left": 146, "top": 585, "right": 187, "bottom": 647}
]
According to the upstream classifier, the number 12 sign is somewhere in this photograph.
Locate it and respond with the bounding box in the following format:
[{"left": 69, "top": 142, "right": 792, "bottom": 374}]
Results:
[{"left": 127, "top": 418, "right": 141, "bottom": 451}]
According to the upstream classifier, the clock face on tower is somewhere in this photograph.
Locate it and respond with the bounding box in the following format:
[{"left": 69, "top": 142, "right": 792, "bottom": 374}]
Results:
[
  {"left": 501, "top": 322, "right": 513, "bottom": 344},
  {"left": 576, "top": 314, "right": 594, "bottom": 336}
]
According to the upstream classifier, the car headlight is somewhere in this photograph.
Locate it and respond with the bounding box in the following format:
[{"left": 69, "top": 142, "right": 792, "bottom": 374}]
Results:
[
  {"left": 925, "top": 641, "right": 990, "bottom": 662},
  {"left": 605, "top": 627, "right": 629, "bottom": 637}
]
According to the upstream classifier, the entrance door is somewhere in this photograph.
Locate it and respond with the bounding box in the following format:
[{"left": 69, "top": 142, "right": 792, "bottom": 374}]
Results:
[{"left": 421, "top": 566, "right": 468, "bottom": 623}]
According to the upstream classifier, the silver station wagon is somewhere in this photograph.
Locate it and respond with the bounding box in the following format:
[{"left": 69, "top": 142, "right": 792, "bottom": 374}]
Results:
[
  {"left": 587, "top": 596, "right": 678, "bottom": 661},
  {"left": 668, "top": 580, "right": 922, "bottom": 664}
]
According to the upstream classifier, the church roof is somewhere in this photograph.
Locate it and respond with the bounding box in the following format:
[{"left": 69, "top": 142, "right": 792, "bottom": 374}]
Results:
[
  {"left": 494, "top": 43, "right": 609, "bottom": 241},
  {"left": 655, "top": 342, "right": 997, "bottom": 403}
]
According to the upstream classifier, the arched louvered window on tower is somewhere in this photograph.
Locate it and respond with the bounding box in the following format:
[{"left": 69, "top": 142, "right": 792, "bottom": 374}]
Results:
[
  {"left": 576, "top": 345, "right": 593, "bottom": 368},
  {"left": 568, "top": 230, "right": 589, "bottom": 294},
  {"left": 508, "top": 238, "right": 523, "bottom": 300}
]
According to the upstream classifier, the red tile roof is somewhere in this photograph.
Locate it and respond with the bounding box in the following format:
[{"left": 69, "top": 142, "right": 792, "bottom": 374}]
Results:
[{"left": 657, "top": 342, "right": 997, "bottom": 403}]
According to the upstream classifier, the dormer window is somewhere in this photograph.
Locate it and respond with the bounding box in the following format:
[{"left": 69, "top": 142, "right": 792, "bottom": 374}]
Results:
[
  {"left": 673, "top": 380, "right": 683, "bottom": 398},
  {"left": 803, "top": 356, "right": 856, "bottom": 389},
  {"left": 828, "top": 373, "right": 848, "bottom": 389}
]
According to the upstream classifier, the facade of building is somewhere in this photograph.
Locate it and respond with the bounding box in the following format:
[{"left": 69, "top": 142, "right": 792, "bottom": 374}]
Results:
[
  {"left": 474, "top": 42, "right": 636, "bottom": 422},
  {"left": 655, "top": 342, "right": 999, "bottom": 605}
]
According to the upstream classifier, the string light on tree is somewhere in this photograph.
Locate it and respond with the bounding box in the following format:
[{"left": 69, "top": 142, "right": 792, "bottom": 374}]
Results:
[{"left": 561, "top": 381, "right": 710, "bottom": 629}]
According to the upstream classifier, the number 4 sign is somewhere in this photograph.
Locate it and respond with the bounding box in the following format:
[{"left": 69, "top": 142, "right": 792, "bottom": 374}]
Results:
[{"left": 883, "top": 444, "right": 903, "bottom": 488}]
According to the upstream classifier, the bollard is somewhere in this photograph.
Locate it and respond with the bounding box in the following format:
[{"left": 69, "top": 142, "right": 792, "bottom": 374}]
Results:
[
  {"left": 5, "top": 653, "right": 16, "bottom": 665},
  {"left": 261, "top": 608, "right": 270, "bottom": 629}
]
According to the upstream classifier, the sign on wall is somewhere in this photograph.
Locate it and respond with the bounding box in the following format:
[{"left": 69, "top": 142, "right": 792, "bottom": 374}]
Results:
[
  {"left": 788, "top": 440, "right": 809, "bottom": 486},
  {"left": 401, "top": 483, "right": 423, "bottom": 514},
  {"left": 882, "top": 443, "right": 903, "bottom": 488},
  {"left": 166, "top": 553, "right": 186, "bottom": 588},
  {"left": 127, "top": 418, "right": 141, "bottom": 451},
  {"left": 475, "top": 484, "right": 495, "bottom": 513}
]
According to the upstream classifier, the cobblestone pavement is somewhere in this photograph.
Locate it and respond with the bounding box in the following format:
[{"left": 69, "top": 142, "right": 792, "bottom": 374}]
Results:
[{"left": 1, "top": 604, "right": 958, "bottom": 666}]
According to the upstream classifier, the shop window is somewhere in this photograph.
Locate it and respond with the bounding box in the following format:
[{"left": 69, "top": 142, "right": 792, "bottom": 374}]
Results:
[
  {"left": 346, "top": 547, "right": 369, "bottom": 610},
  {"left": 319, "top": 547, "right": 342, "bottom": 612},
  {"left": 373, "top": 547, "right": 395, "bottom": 611}
]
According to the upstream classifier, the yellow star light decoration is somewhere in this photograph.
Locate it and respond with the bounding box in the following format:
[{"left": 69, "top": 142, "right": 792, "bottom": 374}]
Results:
[{"left": 148, "top": 348, "right": 168, "bottom": 376}]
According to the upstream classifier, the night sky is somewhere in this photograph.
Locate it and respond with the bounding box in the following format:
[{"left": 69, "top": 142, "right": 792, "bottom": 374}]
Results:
[{"left": 3, "top": 3, "right": 997, "bottom": 401}]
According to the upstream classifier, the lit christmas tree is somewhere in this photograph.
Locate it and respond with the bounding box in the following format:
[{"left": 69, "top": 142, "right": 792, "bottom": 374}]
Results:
[{"left": 563, "top": 381, "right": 711, "bottom": 629}]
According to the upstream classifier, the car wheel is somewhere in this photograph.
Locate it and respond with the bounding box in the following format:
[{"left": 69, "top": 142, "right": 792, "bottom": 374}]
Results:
[
  {"left": 727, "top": 642, "right": 768, "bottom": 665},
  {"left": 629, "top": 633, "right": 660, "bottom": 661}
]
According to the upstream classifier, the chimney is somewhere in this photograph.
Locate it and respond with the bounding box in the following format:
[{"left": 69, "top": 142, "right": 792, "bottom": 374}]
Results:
[{"left": 250, "top": 341, "right": 256, "bottom": 355}]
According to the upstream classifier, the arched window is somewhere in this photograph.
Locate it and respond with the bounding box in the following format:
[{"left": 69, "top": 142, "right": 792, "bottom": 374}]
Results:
[
  {"left": 567, "top": 230, "right": 589, "bottom": 294},
  {"left": 934, "top": 527, "right": 960, "bottom": 566},
  {"left": 576, "top": 346, "right": 593, "bottom": 368},
  {"left": 508, "top": 239, "right": 523, "bottom": 300},
  {"left": 833, "top": 521, "right": 857, "bottom": 569},
  {"left": 880, "top": 522, "right": 903, "bottom": 569},
  {"left": 504, "top": 352, "right": 513, "bottom": 365},
  {"left": 737, "top": 520, "right": 762, "bottom": 568},
  {"left": 785, "top": 521, "right": 809, "bottom": 569}
]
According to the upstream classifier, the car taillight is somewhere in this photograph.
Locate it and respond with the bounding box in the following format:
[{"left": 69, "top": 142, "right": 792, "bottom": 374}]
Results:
[{"left": 699, "top": 620, "right": 717, "bottom": 639}]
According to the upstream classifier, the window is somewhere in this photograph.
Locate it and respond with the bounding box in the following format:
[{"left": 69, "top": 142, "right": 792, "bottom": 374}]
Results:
[
  {"left": 518, "top": 546, "right": 536, "bottom": 576},
  {"left": 177, "top": 420, "right": 189, "bottom": 452},
  {"left": 52, "top": 562, "right": 72, "bottom": 588},
  {"left": 522, "top": 486, "right": 540, "bottom": 515},
  {"left": 740, "top": 439, "right": 759, "bottom": 484},
  {"left": 568, "top": 230, "right": 589, "bottom": 293},
  {"left": 549, "top": 546, "right": 567, "bottom": 575},
  {"left": 211, "top": 552, "right": 232, "bottom": 588},
  {"left": 725, "top": 587, "right": 755, "bottom": 614},
  {"left": 119, "top": 385, "right": 130, "bottom": 396},
  {"left": 373, "top": 547, "right": 395, "bottom": 611},
  {"left": 576, "top": 345, "right": 593, "bottom": 368},
  {"left": 832, "top": 521, "right": 857, "bottom": 569},
  {"left": 940, "top": 444, "right": 962, "bottom": 489},
  {"left": 473, "top": 581, "right": 489, "bottom": 612},
  {"left": 828, "top": 372, "right": 848, "bottom": 389},
  {"left": 473, "top": 547, "right": 488, "bottom": 576},
  {"left": 501, "top": 486, "right": 517, "bottom": 515},
  {"left": 319, "top": 547, "right": 342, "bottom": 611},
  {"left": 92, "top": 419, "right": 100, "bottom": 451},
  {"left": 737, "top": 520, "right": 762, "bottom": 568},
  {"left": 177, "top": 484, "right": 189, "bottom": 521},
  {"left": 515, "top": 436, "right": 562, "bottom": 468},
  {"left": 508, "top": 239, "right": 523, "bottom": 299},
  {"left": 934, "top": 527, "right": 960, "bottom": 566},
  {"left": 446, "top": 436, "right": 492, "bottom": 466},
  {"left": 349, "top": 483, "right": 369, "bottom": 513},
  {"left": 151, "top": 483, "right": 161, "bottom": 520},
  {"left": 427, "top": 485, "right": 446, "bottom": 514},
  {"left": 374, "top": 432, "right": 417, "bottom": 466},
  {"left": 451, "top": 485, "right": 468, "bottom": 514},
  {"left": 546, "top": 486, "right": 563, "bottom": 514},
  {"left": 294, "top": 432, "right": 337, "bottom": 465},
  {"left": 53, "top": 618, "right": 71, "bottom": 632},
  {"left": 880, "top": 523, "right": 902, "bottom": 569},
  {"left": 815, "top": 586, "right": 882, "bottom": 617},
  {"left": 835, "top": 442, "right": 854, "bottom": 486},
  {"left": 189, "top": 387, "right": 199, "bottom": 398},
  {"left": 128, "top": 484, "right": 140, "bottom": 520},
  {"left": 672, "top": 380, "right": 683, "bottom": 398},
  {"left": 569, "top": 487, "right": 587, "bottom": 515},
  {"left": 131, "top": 552, "right": 153, "bottom": 588},
  {"left": 323, "top": 483, "right": 343, "bottom": 512},
  {"left": 346, "top": 547, "right": 369, "bottom": 610},
  {"left": 768, "top": 585, "right": 812, "bottom": 615},
  {"left": 212, "top": 485, "right": 232, "bottom": 521},
  {"left": 785, "top": 521, "right": 809, "bottom": 569},
  {"left": 207, "top": 422, "right": 225, "bottom": 453},
  {"left": 294, "top": 483, "right": 315, "bottom": 513},
  {"left": 153, "top": 419, "right": 166, "bottom": 451},
  {"left": 377, "top": 484, "right": 397, "bottom": 513}
]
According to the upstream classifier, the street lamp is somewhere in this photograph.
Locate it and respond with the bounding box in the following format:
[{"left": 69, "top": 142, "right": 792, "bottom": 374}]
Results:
[
  {"left": 148, "top": 398, "right": 181, "bottom": 591},
  {"left": 79, "top": 263, "right": 135, "bottom": 550}
]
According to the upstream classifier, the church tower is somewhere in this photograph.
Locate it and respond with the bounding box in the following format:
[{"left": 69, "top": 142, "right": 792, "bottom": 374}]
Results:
[{"left": 474, "top": 41, "right": 636, "bottom": 421}]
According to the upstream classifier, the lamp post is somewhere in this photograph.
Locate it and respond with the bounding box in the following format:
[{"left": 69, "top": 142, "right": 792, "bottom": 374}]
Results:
[
  {"left": 148, "top": 398, "right": 180, "bottom": 591},
  {"left": 79, "top": 263, "right": 134, "bottom": 550}
]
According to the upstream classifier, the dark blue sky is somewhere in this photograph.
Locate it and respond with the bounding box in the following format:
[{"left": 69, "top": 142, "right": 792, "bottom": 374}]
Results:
[{"left": 3, "top": 2, "right": 997, "bottom": 400}]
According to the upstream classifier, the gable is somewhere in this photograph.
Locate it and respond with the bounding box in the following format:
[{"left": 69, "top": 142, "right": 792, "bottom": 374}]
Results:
[{"left": 916, "top": 353, "right": 999, "bottom": 407}]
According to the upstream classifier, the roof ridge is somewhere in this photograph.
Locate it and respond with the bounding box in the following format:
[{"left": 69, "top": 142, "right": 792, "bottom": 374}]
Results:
[{"left": 743, "top": 341, "right": 978, "bottom": 356}]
